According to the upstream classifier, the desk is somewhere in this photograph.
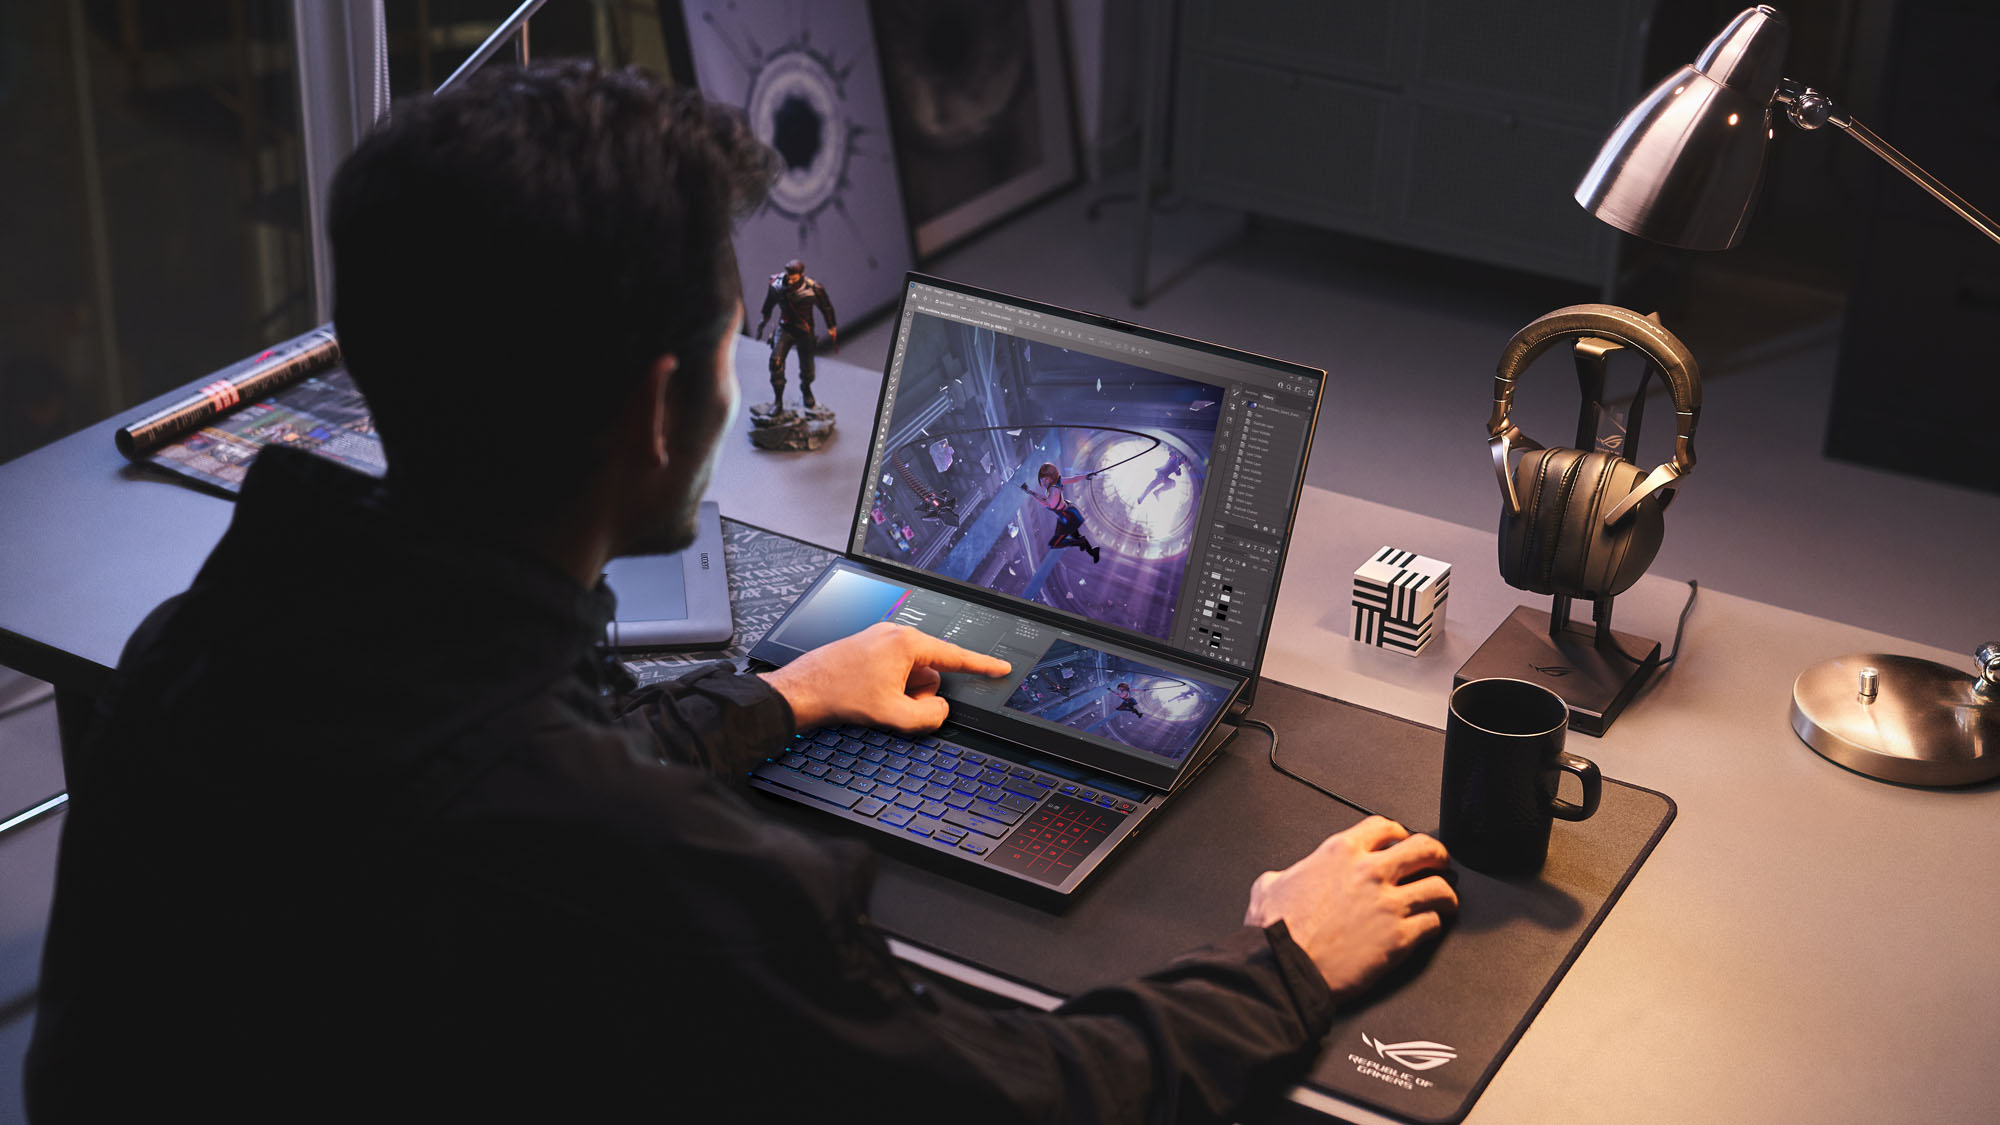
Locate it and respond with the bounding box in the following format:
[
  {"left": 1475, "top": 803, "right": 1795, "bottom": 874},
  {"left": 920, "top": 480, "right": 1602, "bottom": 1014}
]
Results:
[{"left": 4, "top": 342, "right": 1997, "bottom": 1122}]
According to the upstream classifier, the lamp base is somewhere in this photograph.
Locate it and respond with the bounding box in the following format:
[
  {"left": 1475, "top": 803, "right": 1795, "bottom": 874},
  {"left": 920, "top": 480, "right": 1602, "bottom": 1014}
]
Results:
[
  {"left": 1791, "top": 653, "right": 2000, "bottom": 787},
  {"left": 1455, "top": 605, "right": 1660, "bottom": 737}
]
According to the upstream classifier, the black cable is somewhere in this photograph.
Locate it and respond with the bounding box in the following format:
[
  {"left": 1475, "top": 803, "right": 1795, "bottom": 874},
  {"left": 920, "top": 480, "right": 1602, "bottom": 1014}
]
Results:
[
  {"left": 1658, "top": 579, "right": 1700, "bottom": 667},
  {"left": 1605, "top": 579, "right": 1699, "bottom": 668},
  {"left": 1241, "top": 716, "right": 1380, "bottom": 819}
]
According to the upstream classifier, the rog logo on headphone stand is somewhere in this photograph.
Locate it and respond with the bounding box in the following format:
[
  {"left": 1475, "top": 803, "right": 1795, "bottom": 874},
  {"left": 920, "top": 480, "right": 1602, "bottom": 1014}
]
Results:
[{"left": 1531, "top": 664, "right": 1575, "bottom": 677}]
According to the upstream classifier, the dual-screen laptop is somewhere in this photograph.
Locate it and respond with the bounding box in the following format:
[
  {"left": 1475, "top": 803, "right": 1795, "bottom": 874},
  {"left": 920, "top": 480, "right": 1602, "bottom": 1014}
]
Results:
[{"left": 748, "top": 275, "right": 1325, "bottom": 899}]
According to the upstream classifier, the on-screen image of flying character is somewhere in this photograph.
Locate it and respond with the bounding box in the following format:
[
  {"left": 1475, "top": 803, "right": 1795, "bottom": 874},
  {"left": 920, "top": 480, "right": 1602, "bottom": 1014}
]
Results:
[
  {"left": 1111, "top": 682, "right": 1142, "bottom": 717},
  {"left": 1019, "top": 462, "right": 1101, "bottom": 564},
  {"left": 1137, "top": 448, "right": 1188, "bottom": 506}
]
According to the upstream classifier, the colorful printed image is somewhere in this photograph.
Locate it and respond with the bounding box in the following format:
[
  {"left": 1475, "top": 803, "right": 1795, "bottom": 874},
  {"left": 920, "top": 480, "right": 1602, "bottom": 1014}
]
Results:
[
  {"left": 148, "top": 368, "right": 384, "bottom": 493},
  {"left": 863, "top": 311, "right": 1222, "bottom": 640},
  {"left": 1003, "top": 639, "right": 1233, "bottom": 762}
]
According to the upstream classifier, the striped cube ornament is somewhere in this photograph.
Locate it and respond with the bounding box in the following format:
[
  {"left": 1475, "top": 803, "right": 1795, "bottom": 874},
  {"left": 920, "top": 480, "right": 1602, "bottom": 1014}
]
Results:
[{"left": 1351, "top": 546, "right": 1451, "bottom": 656}]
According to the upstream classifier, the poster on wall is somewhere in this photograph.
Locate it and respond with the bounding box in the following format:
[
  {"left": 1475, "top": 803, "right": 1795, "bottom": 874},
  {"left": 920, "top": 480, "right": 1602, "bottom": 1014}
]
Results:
[
  {"left": 681, "top": 0, "right": 915, "bottom": 335},
  {"left": 870, "top": 0, "right": 1079, "bottom": 259}
]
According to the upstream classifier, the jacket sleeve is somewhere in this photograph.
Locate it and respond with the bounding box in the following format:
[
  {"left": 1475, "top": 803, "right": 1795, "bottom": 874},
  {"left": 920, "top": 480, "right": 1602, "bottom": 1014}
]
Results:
[
  {"left": 821, "top": 901, "right": 1337, "bottom": 1125},
  {"left": 814, "top": 283, "right": 837, "bottom": 331},
  {"left": 946, "top": 923, "right": 1334, "bottom": 1124},
  {"left": 619, "top": 662, "right": 794, "bottom": 776}
]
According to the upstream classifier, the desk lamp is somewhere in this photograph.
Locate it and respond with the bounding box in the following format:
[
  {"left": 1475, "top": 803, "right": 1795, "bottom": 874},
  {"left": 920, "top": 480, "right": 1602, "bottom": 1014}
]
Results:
[{"left": 1574, "top": 4, "right": 2000, "bottom": 785}]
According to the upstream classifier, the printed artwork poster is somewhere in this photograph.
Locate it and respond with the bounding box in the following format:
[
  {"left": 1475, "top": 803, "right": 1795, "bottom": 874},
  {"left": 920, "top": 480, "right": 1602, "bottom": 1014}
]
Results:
[
  {"left": 682, "top": 0, "right": 915, "bottom": 335},
  {"left": 872, "top": 0, "right": 1078, "bottom": 257}
]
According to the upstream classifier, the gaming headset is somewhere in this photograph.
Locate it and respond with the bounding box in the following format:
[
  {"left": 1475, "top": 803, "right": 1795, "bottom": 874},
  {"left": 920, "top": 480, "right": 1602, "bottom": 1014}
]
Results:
[{"left": 1486, "top": 304, "right": 1701, "bottom": 601}]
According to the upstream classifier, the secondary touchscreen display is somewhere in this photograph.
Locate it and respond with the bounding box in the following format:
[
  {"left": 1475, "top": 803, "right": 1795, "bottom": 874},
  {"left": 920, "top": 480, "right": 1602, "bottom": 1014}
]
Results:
[
  {"left": 761, "top": 563, "right": 1240, "bottom": 770},
  {"left": 763, "top": 568, "right": 912, "bottom": 651},
  {"left": 1001, "top": 638, "right": 1232, "bottom": 763}
]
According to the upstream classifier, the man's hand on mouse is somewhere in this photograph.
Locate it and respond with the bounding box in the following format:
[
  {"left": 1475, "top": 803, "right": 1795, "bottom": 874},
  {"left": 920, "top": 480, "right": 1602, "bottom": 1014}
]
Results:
[
  {"left": 762, "top": 623, "right": 1011, "bottom": 733},
  {"left": 1245, "top": 816, "right": 1457, "bottom": 1001}
]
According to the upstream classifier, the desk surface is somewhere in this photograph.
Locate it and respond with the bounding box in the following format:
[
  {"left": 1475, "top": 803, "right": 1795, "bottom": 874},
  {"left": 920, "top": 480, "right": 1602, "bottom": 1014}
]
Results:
[{"left": 3, "top": 341, "right": 1996, "bottom": 1123}]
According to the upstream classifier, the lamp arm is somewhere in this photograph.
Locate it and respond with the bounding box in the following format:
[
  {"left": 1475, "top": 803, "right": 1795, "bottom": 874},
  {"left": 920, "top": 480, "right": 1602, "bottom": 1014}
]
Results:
[
  {"left": 1836, "top": 119, "right": 2000, "bottom": 244},
  {"left": 436, "top": 0, "right": 551, "bottom": 94},
  {"left": 1776, "top": 80, "right": 2000, "bottom": 246}
]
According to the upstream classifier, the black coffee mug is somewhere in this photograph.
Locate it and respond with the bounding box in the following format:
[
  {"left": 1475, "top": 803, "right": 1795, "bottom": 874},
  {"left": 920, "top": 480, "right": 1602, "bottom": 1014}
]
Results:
[{"left": 1439, "top": 677, "right": 1602, "bottom": 876}]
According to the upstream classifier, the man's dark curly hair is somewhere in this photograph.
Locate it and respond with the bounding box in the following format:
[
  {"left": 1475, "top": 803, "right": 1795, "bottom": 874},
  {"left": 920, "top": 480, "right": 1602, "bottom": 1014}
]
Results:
[{"left": 329, "top": 60, "right": 774, "bottom": 502}]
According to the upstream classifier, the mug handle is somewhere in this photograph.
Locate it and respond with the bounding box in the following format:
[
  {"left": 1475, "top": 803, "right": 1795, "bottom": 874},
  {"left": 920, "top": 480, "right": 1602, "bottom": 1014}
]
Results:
[{"left": 1550, "top": 752, "right": 1602, "bottom": 821}]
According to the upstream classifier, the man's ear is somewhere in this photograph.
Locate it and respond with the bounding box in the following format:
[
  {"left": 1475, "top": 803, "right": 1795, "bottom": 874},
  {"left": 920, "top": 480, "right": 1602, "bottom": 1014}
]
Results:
[{"left": 640, "top": 353, "right": 680, "bottom": 467}]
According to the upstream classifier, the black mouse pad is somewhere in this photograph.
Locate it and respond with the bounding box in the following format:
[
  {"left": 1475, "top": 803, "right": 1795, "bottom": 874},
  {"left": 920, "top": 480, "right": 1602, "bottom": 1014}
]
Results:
[
  {"left": 863, "top": 679, "right": 1675, "bottom": 1124},
  {"left": 679, "top": 520, "right": 1674, "bottom": 1122}
]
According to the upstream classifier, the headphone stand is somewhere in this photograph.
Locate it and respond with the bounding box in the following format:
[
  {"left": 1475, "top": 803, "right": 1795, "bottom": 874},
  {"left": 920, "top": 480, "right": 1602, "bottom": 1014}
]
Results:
[
  {"left": 1456, "top": 335, "right": 1665, "bottom": 736},
  {"left": 1454, "top": 603, "right": 1661, "bottom": 738}
]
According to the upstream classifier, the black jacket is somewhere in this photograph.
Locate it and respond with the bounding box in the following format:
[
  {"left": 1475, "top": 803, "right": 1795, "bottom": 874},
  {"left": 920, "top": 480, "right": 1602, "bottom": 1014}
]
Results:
[
  {"left": 761, "top": 274, "right": 836, "bottom": 339},
  {"left": 27, "top": 447, "right": 1333, "bottom": 1122}
]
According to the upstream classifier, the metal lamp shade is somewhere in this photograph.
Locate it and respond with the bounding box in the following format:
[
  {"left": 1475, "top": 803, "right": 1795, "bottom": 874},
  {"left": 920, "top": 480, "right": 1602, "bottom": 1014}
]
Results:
[{"left": 1575, "top": 6, "right": 1791, "bottom": 250}]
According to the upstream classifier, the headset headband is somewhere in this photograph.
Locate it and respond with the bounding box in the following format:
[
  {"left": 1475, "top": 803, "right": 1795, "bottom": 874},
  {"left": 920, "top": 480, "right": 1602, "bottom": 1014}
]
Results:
[{"left": 1486, "top": 304, "right": 1702, "bottom": 527}]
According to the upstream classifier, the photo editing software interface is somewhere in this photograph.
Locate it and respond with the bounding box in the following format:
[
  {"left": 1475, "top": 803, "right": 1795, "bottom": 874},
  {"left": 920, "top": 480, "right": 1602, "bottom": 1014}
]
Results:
[
  {"left": 852, "top": 280, "right": 1322, "bottom": 671},
  {"left": 765, "top": 562, "right": 1241, "bottom": 769}
]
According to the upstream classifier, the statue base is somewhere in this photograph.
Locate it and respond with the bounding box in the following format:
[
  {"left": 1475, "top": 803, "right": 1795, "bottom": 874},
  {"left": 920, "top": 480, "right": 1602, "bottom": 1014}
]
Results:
[{"left": 748, "top": 402, "right": 836, "bottom": 452}]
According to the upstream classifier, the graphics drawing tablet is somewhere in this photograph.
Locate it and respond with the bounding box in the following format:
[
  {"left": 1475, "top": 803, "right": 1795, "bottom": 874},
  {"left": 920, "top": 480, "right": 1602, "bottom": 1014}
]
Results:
[{"left": 603, "top": 501, "right": 732, "bottom": 650}]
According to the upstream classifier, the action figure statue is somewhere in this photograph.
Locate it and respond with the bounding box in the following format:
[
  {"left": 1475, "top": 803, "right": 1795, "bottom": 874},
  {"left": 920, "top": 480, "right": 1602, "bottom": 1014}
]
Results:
[
  {"left": 756, "top": 259, "right": 837, "bottom": 410},
  {"left": 746, "top": 259, "right": 839, "bottom": 451}
]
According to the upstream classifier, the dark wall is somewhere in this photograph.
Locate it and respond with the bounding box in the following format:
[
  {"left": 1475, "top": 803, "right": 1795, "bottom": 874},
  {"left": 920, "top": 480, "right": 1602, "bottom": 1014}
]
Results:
[{"left": 1824, "top": 0, "right": 2000, "bottom": 492}]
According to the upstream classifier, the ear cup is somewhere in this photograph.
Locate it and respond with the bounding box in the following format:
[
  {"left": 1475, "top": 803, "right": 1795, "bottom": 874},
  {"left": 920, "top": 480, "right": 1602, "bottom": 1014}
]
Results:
[{"left": 1498, "top": 448, "right": 1665, "bottom": 599}]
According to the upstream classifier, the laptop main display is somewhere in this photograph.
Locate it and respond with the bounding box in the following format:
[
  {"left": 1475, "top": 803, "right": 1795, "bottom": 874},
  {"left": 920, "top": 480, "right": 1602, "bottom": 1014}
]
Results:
[{"left": 853, "top": 278, "right": 1323, "bottom": 675}]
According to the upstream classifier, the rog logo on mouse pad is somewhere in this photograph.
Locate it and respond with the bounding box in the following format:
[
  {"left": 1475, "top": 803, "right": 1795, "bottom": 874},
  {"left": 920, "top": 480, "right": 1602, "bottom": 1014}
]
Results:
[{"left": 1361, "top": 1034, "right": 1459, "bottom": 1072}]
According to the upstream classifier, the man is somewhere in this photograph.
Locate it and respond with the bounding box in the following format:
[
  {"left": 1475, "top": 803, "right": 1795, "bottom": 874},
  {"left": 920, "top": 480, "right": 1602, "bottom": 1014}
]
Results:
[
  {"left": 28, "top": 62, "right": 1454, "bottom": 1122},
  {"left": 755, "top": 257, "right": 837, "bottom": 409}
]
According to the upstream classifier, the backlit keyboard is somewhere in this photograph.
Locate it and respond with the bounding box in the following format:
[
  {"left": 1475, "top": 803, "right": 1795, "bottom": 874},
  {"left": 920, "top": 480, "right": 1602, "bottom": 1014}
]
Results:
[{"left": 750, "top": 726, "right": 1140, "bottom": 879}]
